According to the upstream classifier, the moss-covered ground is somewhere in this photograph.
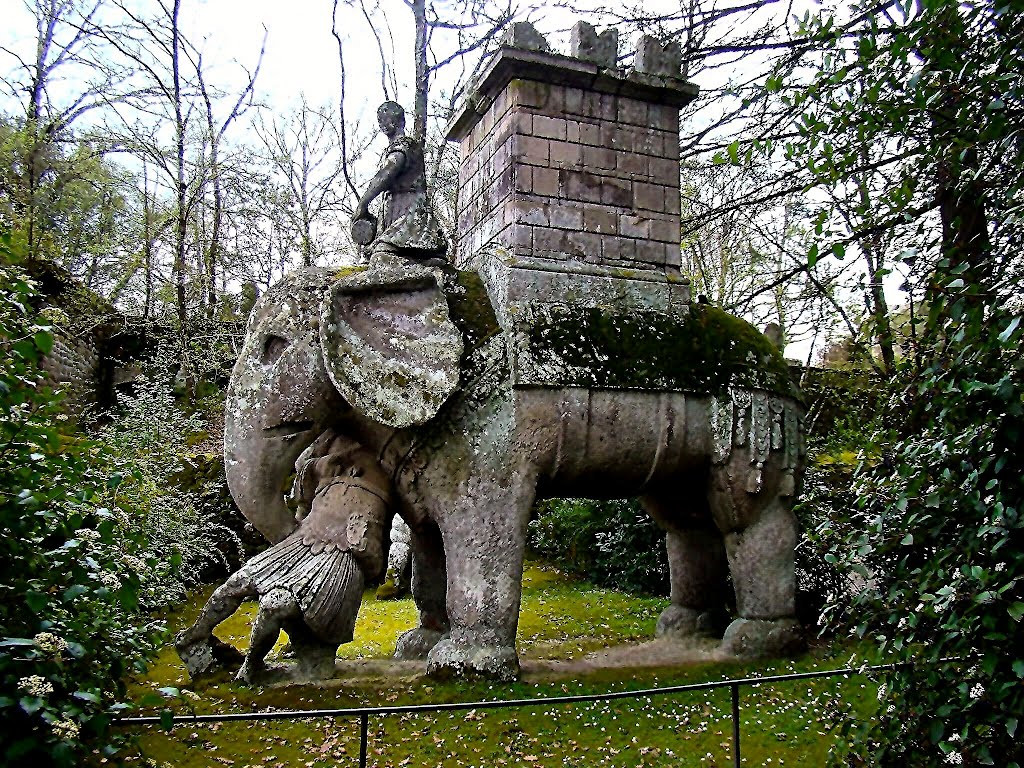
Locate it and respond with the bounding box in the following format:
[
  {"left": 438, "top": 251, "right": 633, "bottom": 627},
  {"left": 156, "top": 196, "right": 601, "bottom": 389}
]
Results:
[{"left": 118, "top": 565, "right": 875, "bottom": 767}]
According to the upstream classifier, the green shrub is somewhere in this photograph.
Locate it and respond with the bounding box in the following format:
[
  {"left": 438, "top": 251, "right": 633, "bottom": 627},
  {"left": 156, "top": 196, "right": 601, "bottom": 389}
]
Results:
[
  {"left": 529, "top": 498, "right": 670, "bottom": 595},
  {"left": 0, "top": 236, "right": 163, "bottom": 765},
  {"left": 92, "top": 372, "right": 242, "bottom": 608}
]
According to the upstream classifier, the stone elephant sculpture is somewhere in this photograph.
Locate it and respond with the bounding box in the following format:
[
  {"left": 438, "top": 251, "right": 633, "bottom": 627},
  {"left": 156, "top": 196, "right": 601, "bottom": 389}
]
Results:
[{"left": 224, "top": 253, "right": 806, "bottom": 681}]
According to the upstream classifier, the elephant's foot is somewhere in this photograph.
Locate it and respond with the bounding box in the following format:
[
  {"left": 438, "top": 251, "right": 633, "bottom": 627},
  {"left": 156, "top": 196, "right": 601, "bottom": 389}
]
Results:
[
  {"left": 720, "top": 618, "right": 804, "bottom": 659},
  {"left": 394, "top": 627, "right": 446, "bottom": 660},
  {"left": 175, "top": 632, "right": 244, "bottom": 678},
  {"left": 425, "top": 638, "right": 519, "bottom": 681},
  {"left": 655, "top": 605, "right": 718, "bottom": 639}
]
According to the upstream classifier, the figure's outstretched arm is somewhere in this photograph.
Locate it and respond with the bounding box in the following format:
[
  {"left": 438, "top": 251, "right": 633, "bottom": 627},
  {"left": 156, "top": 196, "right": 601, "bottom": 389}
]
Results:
[{"left": 354, "top": 151, "right": 406, "bottom": 219}]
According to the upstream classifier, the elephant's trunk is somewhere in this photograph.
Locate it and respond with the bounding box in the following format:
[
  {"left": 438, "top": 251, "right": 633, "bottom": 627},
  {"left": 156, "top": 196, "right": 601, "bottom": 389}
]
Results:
[{"left": 224, "top": 403, "right": 318, "bottom": 544}]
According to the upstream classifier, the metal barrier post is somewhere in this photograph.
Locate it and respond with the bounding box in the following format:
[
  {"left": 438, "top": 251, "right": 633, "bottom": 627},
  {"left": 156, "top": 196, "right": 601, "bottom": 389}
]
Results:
[
  {"left": 731, "top": 683, "right": 741, "bottom": 768},
  {"left": 359, "top": 712, "right": 369, "bottom": 768}
]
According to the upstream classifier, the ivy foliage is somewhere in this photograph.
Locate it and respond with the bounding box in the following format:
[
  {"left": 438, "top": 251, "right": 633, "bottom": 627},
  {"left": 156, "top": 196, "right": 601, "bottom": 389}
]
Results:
[
  {"left": 0, "top": 234, "right": 165, "bottom": 765},
  {"left": 781, "top": 0, "right": 1024, "bottom": 764}
]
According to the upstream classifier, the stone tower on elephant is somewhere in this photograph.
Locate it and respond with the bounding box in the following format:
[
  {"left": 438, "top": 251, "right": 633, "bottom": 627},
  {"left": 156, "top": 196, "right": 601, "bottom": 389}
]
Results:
[{"left": 220, "top": 23, "right": 808, "bottom": 682}]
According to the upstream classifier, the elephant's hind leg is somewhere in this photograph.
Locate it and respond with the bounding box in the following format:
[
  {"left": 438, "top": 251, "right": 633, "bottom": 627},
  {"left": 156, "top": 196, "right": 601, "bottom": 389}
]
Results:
[
  {"left": 395, "top": 518, "right": 450, "bottom": 660},
  {"left": 708, "top": 457, "right": 804, "bottom": 658},
  {"left": 642, "top": 492, "right": 729, "bottom": 640}
]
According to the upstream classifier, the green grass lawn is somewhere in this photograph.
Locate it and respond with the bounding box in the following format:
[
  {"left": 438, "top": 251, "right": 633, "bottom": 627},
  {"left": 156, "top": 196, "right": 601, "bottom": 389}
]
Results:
[{"left": 119, "top": 564, "right": 876, "bottom": 767}]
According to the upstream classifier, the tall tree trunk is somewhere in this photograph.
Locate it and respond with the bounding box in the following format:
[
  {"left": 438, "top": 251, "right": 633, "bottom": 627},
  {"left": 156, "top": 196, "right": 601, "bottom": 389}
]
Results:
[{"left": 411, "top": 0, "right": 429, "bottom": 141}]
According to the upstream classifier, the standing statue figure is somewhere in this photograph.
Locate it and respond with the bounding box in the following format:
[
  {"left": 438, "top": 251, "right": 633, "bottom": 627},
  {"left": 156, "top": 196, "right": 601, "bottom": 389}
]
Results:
[
  {"left": 351, "top": 101, "right": 447, "bottom": 262},
  {"left": 175, "top": 435, "right": 391, "bottom": 683}
]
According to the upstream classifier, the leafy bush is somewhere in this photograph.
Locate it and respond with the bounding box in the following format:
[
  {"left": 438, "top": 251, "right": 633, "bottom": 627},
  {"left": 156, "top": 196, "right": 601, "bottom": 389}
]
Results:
[
  {"left": 529, "top": 498, "right": 670, "bottom": 595},
  {"left": 92, "top": 371, "right": 242, "bottom": 608},
  {"left": 826, "top": 303, "right": 1024, "bottom": 766},
  {"left": 0, "top": 236, "right": 163, "bottom": 765}
]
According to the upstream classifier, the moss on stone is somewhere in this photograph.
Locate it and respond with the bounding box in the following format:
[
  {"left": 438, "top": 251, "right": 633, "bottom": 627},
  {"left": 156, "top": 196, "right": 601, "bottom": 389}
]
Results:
[
  {"left": 446, "top": 270, "right": 501, "bottom": 353},
  {"left": 524, "top": 303, "right": 798, "bottom": 397}
]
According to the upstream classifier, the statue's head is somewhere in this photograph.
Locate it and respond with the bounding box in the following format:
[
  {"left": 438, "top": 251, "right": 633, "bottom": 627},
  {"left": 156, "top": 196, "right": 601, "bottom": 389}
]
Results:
[{"left": 377, "top": 101, "right": 405, "bottom": 137}]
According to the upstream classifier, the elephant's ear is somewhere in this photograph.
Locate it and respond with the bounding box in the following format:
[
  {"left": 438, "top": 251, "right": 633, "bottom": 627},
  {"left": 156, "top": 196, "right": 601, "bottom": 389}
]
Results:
[{"left": 320, "top": 273, "right": 464, "bottom": 428}]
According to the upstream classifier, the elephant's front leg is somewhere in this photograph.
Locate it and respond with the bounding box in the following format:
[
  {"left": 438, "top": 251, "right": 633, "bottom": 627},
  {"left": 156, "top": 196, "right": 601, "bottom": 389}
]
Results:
[
  {"left": 425, "top": 473, "right": 535, "bottom": 681},
  {"left": 394, "top": 519, "right": 450, "bottom": 660}
]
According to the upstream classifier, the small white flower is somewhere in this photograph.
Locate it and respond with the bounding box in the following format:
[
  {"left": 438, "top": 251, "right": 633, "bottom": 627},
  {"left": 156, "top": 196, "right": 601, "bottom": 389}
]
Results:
[
  {"left": 121, "top": 555, "right": 145, "bottom": 572},
  {"left": 876, "top": 684, "right": 887, "bottom": 701},
  {"left": 51, "top": 716, "right": 80, "bottom": 741},
  {"left": 19, "top": 675, "right": 53, "bottom": 697},
  {"left": 182, "top": 689, "right": 201, "bottom": 702},
  {"left": 945, "top": 751, "right": 963, "bottom": 765},
  {"left": 886, "top": 705, "right": 895, "bottom": 714},
  {"left": 33, "top": 632, "right": 67, "bottom": 655},
  {"left": 99, "top": 572, "right": 121, "bottom": 590},
  {"left": 949, "top": 733, "right": 961, "bottom": 743},
  {"left": 970, "top": 683, "right": 985, "bottom": 699},
  {"left": 73, "top": 528, "right": 100, "bottom": 542}
]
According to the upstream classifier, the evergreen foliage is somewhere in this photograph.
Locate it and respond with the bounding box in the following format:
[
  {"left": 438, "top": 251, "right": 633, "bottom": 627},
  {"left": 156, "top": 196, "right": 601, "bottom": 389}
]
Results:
[
  {"left": 0, "top": 234, "right": 162, "bottom": 765},
  {"left": 528, "top": 499, "right": 671, "bottom": 596},
  {"left": 781, "top": 0, "right": 1024, "bottom": 764}
]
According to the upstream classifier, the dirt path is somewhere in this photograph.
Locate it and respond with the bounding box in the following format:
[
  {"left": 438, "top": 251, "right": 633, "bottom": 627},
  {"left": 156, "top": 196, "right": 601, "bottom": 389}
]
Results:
[{"left": 306, "top": 636, "right": 725, "bottom": 689}]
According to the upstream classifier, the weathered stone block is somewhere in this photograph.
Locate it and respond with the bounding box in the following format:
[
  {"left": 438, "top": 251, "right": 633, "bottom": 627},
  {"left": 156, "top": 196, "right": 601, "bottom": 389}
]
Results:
[
  {"left": 532, "top": 114, "right": 567, "bottom": 141},
  {"left": 502, "top": 21, "right": 550, "bottom": 52},
  {"left": 578, "top": 120, "right": 601, "bottom": 146},
  {"left": 617, "top": 97, "right": 648, "bottom": 126},
  {"left": 600, "top": 177, "right": 632, "bottom": 208},
  {"left": 532, "top": 166, "right": 559, "bottom": 197},
  {"left": 549, "top": 139, "right": 582, "bottom": 167},
  {"left": 516, "top": 199, "right": 547, "bottom": 226},
  {"left": 649, "top": 156, "right": 680, "bottom": 182},
  {"left": 616, "top": 151, "right": 648, "bottom": 178},
  {"left": 619, "top": 212, "right": 650, "bottom": 239},
  {"left": 635, "top": 182, "right": 667, "bottom": 213},
  {"left": 570, "top": 21, "right": 619, "bottom": 68},
  {"left": 513, "top": 165, "right": 532, "bottom": 195},
  {"left": 633, "top": 35, "right": 682, "bottom": 77},
  {"left": 583, "top": 145, "right": 616, "bottom": 171},
  {"left": 650, "top": 215, "right": 680, "bottom": 244},
  {"left": 561, "top": 169, "right": 604, "bottom": 204},
  {"left": 648, "top": 103, "right": 678, "bottom": 132},
  {"left": 514, "top": 134, "right": 548, "bottom": 164},
  {"left": 583, "top": 203, "right": 618, "bottom": 234},
  {"left": 548, "top": 201, "right": 585, "bottom": 230}
]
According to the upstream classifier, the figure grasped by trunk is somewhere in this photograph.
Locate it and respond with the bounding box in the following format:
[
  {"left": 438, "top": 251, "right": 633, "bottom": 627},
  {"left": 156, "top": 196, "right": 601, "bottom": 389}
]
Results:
[{"left": 175, "top": 434, "right": 391, "bottom": 683}]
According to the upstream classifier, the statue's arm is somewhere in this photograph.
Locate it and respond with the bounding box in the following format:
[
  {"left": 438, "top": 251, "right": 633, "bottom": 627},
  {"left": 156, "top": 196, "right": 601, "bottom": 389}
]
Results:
[{"left": 354, "top": 150, "right": 406, "bottom": 219}]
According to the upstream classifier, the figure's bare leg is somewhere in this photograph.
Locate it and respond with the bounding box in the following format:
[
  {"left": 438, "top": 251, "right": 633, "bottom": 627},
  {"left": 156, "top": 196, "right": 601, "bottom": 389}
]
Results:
[
  {"left": 708, "top": 455, "right": 804, "bottom": 658},
  {"left": 395, "top": 519, "right": 450, "bottom": 660},
  {"left": 642, "top": 491, "right": 729, "bottom": 639},
  {"left": 175, "top": 574, "right": 251, "bottom": 676},
  {"left": 426, "top": 467, "right": 536, "bottom": 681},
  {"left": 236, "top": 587, "right": 300, "bottom": 682}
]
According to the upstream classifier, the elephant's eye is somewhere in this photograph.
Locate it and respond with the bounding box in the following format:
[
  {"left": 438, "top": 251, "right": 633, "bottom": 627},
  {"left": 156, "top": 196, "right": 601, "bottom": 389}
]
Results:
[{"left": 261, "top": 334, "right": 290, "bottom": 365}]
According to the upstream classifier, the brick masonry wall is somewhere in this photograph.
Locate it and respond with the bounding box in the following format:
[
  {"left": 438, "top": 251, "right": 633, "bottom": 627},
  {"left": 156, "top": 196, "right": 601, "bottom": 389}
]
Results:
[{"left": 456, "top": 79, "right": 681, "bottom": 272}]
